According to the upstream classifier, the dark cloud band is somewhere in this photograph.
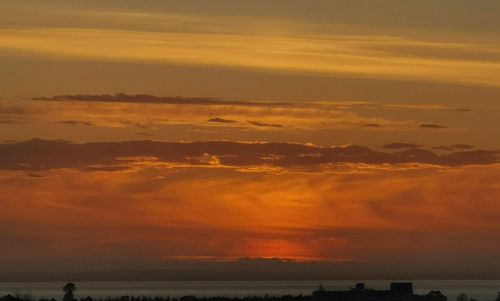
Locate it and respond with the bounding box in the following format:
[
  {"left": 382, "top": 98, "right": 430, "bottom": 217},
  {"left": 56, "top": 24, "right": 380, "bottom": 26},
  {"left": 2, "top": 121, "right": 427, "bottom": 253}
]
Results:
[{"left": 0, "top": 139, "right": 497, "bottom": 171}]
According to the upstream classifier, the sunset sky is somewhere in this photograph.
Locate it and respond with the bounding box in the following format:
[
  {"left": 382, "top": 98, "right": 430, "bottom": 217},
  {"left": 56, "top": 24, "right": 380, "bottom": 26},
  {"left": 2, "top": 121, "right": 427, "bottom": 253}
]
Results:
[{"left": 1, "top": 0, "right": 500, "bottom": 280}]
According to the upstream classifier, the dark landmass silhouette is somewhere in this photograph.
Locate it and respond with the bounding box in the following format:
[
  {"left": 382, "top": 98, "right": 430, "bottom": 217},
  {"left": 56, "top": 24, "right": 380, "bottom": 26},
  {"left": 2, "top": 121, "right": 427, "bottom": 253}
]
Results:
[{"left": 0, "top": 282, "right": 455, "bottom": 301}]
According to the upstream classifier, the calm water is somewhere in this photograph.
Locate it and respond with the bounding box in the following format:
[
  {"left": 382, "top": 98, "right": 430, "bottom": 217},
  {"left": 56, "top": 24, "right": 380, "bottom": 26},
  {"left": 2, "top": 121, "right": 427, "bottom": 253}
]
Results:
[{"left": 0, "top": 281, "right": 499, "bottom": 301}]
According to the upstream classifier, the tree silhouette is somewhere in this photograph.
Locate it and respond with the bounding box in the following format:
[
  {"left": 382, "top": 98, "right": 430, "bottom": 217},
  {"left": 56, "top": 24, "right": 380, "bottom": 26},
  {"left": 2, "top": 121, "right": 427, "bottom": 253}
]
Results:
[
  {"left": 62, "top": 283, "right": 76, "bottom": 301},
  {"left": 457, "top": 293, "right": 468, "bottom": 301}
]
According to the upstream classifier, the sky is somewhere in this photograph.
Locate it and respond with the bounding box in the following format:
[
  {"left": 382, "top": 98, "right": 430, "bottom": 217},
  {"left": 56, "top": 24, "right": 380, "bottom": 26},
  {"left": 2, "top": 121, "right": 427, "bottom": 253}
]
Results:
[{"left": 1, "top": 0, "right": 500, "bottom": 280}]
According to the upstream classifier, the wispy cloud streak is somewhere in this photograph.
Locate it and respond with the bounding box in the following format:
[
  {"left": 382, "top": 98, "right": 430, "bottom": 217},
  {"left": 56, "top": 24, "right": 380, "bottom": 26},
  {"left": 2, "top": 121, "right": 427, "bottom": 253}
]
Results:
[{"left": 2, "top": 27, "right": 500, "bottom": 87}]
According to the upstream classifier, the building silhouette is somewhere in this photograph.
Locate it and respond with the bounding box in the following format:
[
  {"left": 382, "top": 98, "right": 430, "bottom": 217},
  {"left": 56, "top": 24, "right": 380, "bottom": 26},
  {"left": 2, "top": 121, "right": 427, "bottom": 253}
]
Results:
[{"left": 313, "top": 282, "right": 446, "bottom": 301}]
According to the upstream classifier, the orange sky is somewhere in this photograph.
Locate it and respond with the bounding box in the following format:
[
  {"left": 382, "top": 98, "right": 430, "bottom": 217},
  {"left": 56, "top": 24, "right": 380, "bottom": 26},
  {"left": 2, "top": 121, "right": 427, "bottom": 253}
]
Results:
[{"left": 0, "top": 0, "right": 500, "bottom": 279}]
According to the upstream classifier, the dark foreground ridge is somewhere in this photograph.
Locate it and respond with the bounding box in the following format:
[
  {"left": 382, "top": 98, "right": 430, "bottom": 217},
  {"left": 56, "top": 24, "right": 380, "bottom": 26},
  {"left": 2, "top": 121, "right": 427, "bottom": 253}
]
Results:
[
  {"left": 1, "top": 282, "right": 499, "bottom": 301},
  {"left": 0, "top": 282, "right": 476, "bottom": 301}
]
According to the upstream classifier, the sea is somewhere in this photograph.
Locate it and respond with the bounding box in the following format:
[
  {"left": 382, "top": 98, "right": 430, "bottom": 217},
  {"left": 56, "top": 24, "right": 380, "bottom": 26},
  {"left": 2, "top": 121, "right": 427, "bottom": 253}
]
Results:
[{"left": 0, "top": 281, "right": 499, "bottom": 301}]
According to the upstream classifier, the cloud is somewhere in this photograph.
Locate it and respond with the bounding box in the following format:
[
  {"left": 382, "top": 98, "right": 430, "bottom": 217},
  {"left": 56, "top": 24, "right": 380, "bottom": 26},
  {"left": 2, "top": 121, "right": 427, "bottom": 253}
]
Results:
[
  {"left": 383, "top": 143, "right": 422, "bottom": 150},
  {"left": 247, "top": 120, "right": 284, "bottom": 128},
  {"left": 0, "top": 103, "right": 31, "bottom": 115},
  {"left": 0, "top": 102, "right": 35, "bottom": 124},
  {"left": 362, "top": 123, "right": 382, "bottom": 128},
  {"left": 26, "top": 94, "right": 408, "bottom": 131},
  {"left": 0, "top": 139, "right": 497, "bottom": 172},
  {"left": 384, "top": 104, "right": 448, "bottom": 111},
  {"left": 138, "top": 132, "right": 155, "bottom": 137},
  {"left": 2, "top": 2, "right": 500, "bottom": 278},
  {"left": 420, "top": 123, "right": 447, "bottom": 129},
  {"left": 3, "top": 26, "right": 500, "bottom": 87},
  {"left": 434, "top": 144, "right": 475, "bottom": 151},
  {"left": 1, "top": 160, "right": 500, "bottom": 274},
  {"left": 57, "top": 120, "right": 94, "bottom": 126},
  {"left": 26, "top": 173, "right": 45, "bottom": 178},
  {"left": 19, "top": 94, "right": 483, "bottom": 136},
  {"left": 444, "top": 150, "right": 499, "bottom": 165},
  {"left": 35, "top": 93, "right": 287, "bottom": 107},
  {"left": 208, "top": 117, "right": 237, "bottom": 124},
  {"left": 452, "top": 144, "right": 475, "bottom": 150}
]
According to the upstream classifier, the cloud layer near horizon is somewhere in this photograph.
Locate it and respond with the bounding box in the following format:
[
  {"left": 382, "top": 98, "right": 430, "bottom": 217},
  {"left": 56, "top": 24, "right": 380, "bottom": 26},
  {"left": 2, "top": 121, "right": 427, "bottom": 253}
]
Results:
[{"left": 1, "top": 153, "right": 500, "bottom": 273}]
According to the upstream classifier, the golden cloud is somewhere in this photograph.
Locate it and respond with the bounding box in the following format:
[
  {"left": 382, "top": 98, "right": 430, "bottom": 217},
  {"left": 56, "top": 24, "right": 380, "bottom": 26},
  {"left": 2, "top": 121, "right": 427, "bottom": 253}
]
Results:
[
  {"left": 1, "top": 162, "right": 499, "bottom": 265},
  {"left": 1, "top": 27, "right": 500, "bottom": 87}
]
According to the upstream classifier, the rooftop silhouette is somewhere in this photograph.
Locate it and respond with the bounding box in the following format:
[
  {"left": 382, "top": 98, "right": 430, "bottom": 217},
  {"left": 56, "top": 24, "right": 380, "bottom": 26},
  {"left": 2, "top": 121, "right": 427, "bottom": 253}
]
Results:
[{"left": 313, "top": 282, "right": 446, "bottom": 301}]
